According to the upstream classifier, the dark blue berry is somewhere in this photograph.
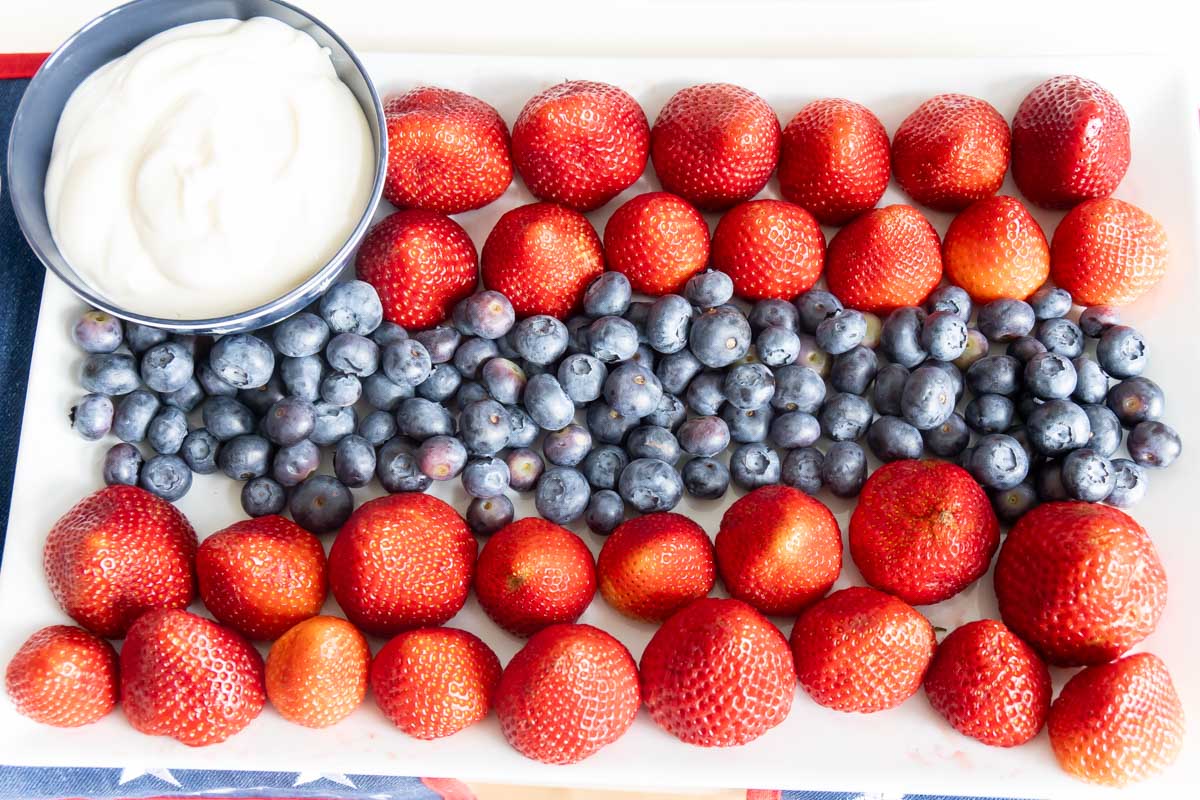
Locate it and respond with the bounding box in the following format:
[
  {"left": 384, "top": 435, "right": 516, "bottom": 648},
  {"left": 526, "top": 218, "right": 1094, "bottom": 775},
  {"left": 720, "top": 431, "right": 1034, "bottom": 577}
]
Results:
[
  {"left": 334, "top": 434, "right": 376, "bottom": 488},
  {"left": 506, "top": 447, "right": 545, "bottom": 491},
  {"left": 514, "top": 315, "right": 569, "bottom": 365},
  {"left": 1106, "top": 377, "right": 1164, "bottom": 427},
  {"left": 480, "top": 358, "right": 525, "bottom": 405},
  {"left": 1006, "top": 336, "right": 1047, "bottom": 364},
  {"left": 965, "top": 394, "right": 1014, "bottom": 434},
  {"left": 749, "top": 299, "right": 799, "bottom": 332},
  {"left": 1097, "top": 326, "right": 1148, "bottom": 379},
  {"left": 977, "top": 299, "right": 1036, "bottom": 342},
  {"left": 201, "top": 396, "right": 253, "bottom": 442},
  {"left": 781, "top": 447, "right": 824, "bottom": 494},
  {"left": 1107, "top": 459, "right": 1147, "bottom": 507},
  {"left": 455, "top": 381, "right": 489, "bottom": 408},
  {"left": 140, "top": 341, "right": 194, "bottom": 393},
  {"left": 873, "top": 364, "right": 909, "bottom": 417},
  {"left": 504, "top": 404, "right": 540, "bottom": 448},
  {"left": 618, "top": 458, "right": 682, "bottom": 513},
  {"left": 1029, "top": 286, "right": 1073, "bottom": 320},
  {"left": 968, "top": 434, "right": 1030, "bottom": 490},
  {"left": 239, "top": 373, "right": 286, "bottom": 416},
  {"left": 544, "top": 423, "right": 593, "bottom": 466},
  {"left": 587, "top": 402, "right": 638, "bottom": 444},
  {"left": 880, "top": 306, "right": 927, "bottom": 368},
  {"left": 646, "top": 295, "right": 693, "bottom": 356},
  {"left": 580, "top": 445, "right": 627, "bottom": 490},
  {"left": 584, "top": 490, "right": 624, "bottom": 535},
  {"left": 1035, "top": 460, "right": 1069, "bottom": 501},
  {"left": 162, "top": 378, "right": 204, "bottom": 413},
  {"left": 467, "top": 495, "right": 515, "bottom": 536},
  {"left": 464, "top": 291, "right": 516, "bottom": 340},
  {"left": 925, "top": 285, "right": 972, "bottom": 320},
  {"left": 626, "top": 425, "right": 680, "bottom": 464},
  {"left": 922, "top": 413, "right": 970, "bottom": 458},
  {"left": 146, "top": 406, "right": 188, "bottom": 455},
  {"left": 371, "top": 321, "right": 409, "bottom": 347},
  {"left": 140, "top": 454, "right": 192, "bottom": 501},
  {"left": 1026, "top": 399, "right": 1092, "bottom": 456},
  {"left": 376, "top": 438, "right": 432, "bottom": 493},
  {"left": 363, "top": 373, "right": 413, "bottom": 412},
  {"left": 326, "top": 333, "right": 379, "bottom": 377},
  {"left": 113, "top": 390, "right": 160, "bottom": 443},
  {"left": 816, "top": 309, "right": 867, "bottom": 355},
  {"left": 1024, "top": 352, "right": 1077, "bottom": 400},
  {"left": 1072, "top": 357, "right": 1109, "bottom": 404},
  {"left": 770, "top": 365, "right": 825, "bottom": 413},
  {"left": 261, "top": 397, "right": 317, "bottom": 446},
  {"left": 822, "top": 441, "right": 867, "bottom": 497},
  {"left": 723, "top": 363, "right": 775, "bottom": 410},
  {"left": 281, "top": 355, "right": 325, "bottom": 403},
  {"left": 413, "top": 326, "right": 462, "bottom": 364},
  {"left": 320, "top": 280, "right": 382, "bottom": 335},
  {"left": 1079, "top": 305, "right": 1121, "bottom": 338},
  {"left": 795, "top": 289, "right": 844, "bottom": 333},
  {"left": 395, "top": 397, "right": 453, "bottom": 441},
  {"left": 900, "top": 365, "right": 956, "bottom": 430},
  {"left": 730, "top": 442, "right": 781, "bottom": 489},
  {"left": 274, "top": 312, "right": 330, "bottom": 357},
  {"left": 103, "top": 442, "right": 143, "bottom": 486},
  {"left": 604, "top": 363, "right": 662, "bottom": 418},
  {"left": 72, "top": 310, "right": 123, "bottom": 353},
  {"left": 990, "top": 481, "right": 1038, "bottom": 524},
  {"left": 218, "top": 434, "right": 272, "bottom": 480},
  {"left": 867, "top": 416, "right": 924, "bottom": 462},
  {"left": 965, "top": 355, "right": 1021, "bottom": 397},
  {"left": 830, "top": 346, "right": 878, "bottom": 395},
  {"left": 623, "top": 301, "right": 653, "bottom": 342},
  {"left": 451, "top": 337, "right": 499, "bottom": 381},
  {"left": 686, "top": 370, "right": 727, "bottom": 415},
  {"left": 209, "top": 334, "right": 274, "bottom": 389},
  {"left": 920, "top": 310, "right": 968, "bottom": 362},
  {"left": 584, "top": 272, "right": 633, "bottom": 317},
  {"left": 1081, "top": 404, "right": 1122, "bottom": 458},
  {"left": 524, "top": 374, "right": 575, "bottom": 431},
  {"left": 416, "top": 363, "right": 462, "bottom": 402},
  {"left": 459, "top": 399, "right": 511, "bottom": 455},
  {"left": 124, "top": 323, "right": 168, "bottom": 354},
  {"left": 769, "top": 411, "right": 820, "bottom": 450},
  {"left": 1061, "top": 448, "right": 1115, "bottom": 502},
  {"left": 1035, "top": 317, "right": 1084, "bottom": 358},
  {"left": 181, "top": 429, "right": 220, "bottom": 474},
  {"left": 684, "top": 270, "right": 734, "bottom": 309},
  {"left": 557, "top": 354, "right": 606, "bottom": 404},
  {"left": 383, "top": 340, "right": 432, "bottom": 386},
  {"left": 721, "top": 403, "right": 773, "bottom": 444},
  {"left": 290, "top": 475, "right": 354, "bottom": 533},
  {"left": 689, "top": 306, "right": 752, "bottom": 368},
  {"left": 71, "top": 394, "right": 113, "bottom": 441},
  {"left": 81, "top": 353, "right": 140, "bottom": 396},
  {"left": 643, "top": 392, "right": 687, "bottom": 430},
  {"left": 241, "top": 477, "right": 287, "bottom": 517},
  {"left": 756, "top": 326, "right": 802, "bottom": 367},
  {"left": 1127, "top": 421, "right": 1182, "bottom": 468},
  {"left": 656, "top": 350, "right": 702, "bottom": 395},
  {"left": 536, "top": 466, "right": 590, "bottom": 522},
  {"left": 682, "top": 457, "right": 729, "bottom": 499},
  {"left": 587, "top": 316, "right": 639, "bottom": 363}
]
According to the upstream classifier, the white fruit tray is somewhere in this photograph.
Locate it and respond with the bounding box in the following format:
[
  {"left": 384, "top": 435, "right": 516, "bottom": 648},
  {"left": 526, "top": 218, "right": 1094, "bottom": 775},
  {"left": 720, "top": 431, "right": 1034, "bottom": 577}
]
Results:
[{"left": 1, "top": 52, "right": 1198, "bottom": 800}]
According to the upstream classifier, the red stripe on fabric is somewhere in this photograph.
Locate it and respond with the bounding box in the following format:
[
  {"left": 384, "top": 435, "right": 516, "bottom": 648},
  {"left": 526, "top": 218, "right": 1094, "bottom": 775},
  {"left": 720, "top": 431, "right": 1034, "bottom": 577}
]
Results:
[
  {"left": 421, "top": 777, "right": 478, "bottom": 800},
  {"left": 0, "top": 53, "right": 49, "bottom": 79},
  {"left": 746, "top": 791, "right": 783, "bottom": 800}
]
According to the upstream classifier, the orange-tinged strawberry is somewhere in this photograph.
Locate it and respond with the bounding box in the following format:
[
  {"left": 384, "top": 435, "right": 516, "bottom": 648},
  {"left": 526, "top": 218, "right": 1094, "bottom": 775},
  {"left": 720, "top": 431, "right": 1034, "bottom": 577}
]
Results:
[
  {"left": 329, "top": 494, "right": 476, "bottom": 638},
  {"left": 943, "top": 195, "right": 1050, "bottom": 303},
  {"left": 641, "top": 598, "right": 794, "bottom": 747},
  {"left": 850, "top": 460, "right": 999, "bottom": 606},
  {"left": 496, "top": 623, "right": 639, "bottom": 764},
  {"left": 43, "top": 485, "right": 197, "bottom": 639},
  {"left": 356, "top": 210, "right": 478, "bottom": 331},
  {"left": 196, "top": 515, "right": 327, "bottom": 641},
  {"left": 1050, "top": 197, "right": 1168, "bottom": 306},
  {"left": 710, "top": 200, "right": 826, "bottom": 301},
  {"left": 778, "top": 98, "right": 890, "bottom": 226},
  {"left": 481, "top": 202, "right": 605, "bottom": 319},
  {"left": 5, "top": 625, "right": 117, "bottom": 727},
  {"left": 121, "top": 609, "right": 264, "bottom": 747},
  {"left": 1049, "top": 653, "right": 1184, "bottom": 786},
  {"left": 1012, "top": 75, "right": 1130, "bottom": 209},
  {"left": 825, "top": 205, "right": 943, "bottom": 314},
  {"left": 650, "top": 83, "right": 780, "bottom": 211},
  {"left": 371, "top": 627, "right": 500, "bottom": 740},
  {"left": 715, "top": 485, "right": 841, "bottom": 616},
  {"left": 266, "top": 616, "right": 369, "bottom": 728},
  {"left": 383, "top": 86, "right": 512, "bottom": 214},
  {"left": 790, "top": 586, "right": 935, "bottom": 713},
  {"left": 892, "top": 94, "right": 1010, "bottom": 212},
  {"left": 512, "top": 80, "right": 649, "bottom": 211},
  {"left": 994, "top": 501, "right": 1166, "bottom": 667},
  {"left": 597, "top": 512, "right": 715, "bottom": 623},
  {"left": 923, "top": 619, "right": 1051, "bottom": 747},
  {"left": 474, "top": 517, "right": 596, "bottom": 637},
  {"left": 603, "top": 192, "right": 710, "bottom": 295}
]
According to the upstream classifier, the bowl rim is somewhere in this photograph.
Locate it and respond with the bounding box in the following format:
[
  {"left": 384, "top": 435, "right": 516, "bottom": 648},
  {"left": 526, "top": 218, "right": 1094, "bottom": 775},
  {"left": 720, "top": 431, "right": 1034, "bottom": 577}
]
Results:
[{"left": 6, "top": 0, "right": 388, "bottom": 335}]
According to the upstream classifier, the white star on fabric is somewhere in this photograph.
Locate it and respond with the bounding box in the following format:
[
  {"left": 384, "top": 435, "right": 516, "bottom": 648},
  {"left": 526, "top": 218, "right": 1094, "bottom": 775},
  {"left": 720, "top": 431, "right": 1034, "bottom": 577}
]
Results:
[
  {"left": 292, "top": 770, "right": 357, "bottom": 788},
  {"left": 117, "top": 767, "right": 181, "bottom": 787}
]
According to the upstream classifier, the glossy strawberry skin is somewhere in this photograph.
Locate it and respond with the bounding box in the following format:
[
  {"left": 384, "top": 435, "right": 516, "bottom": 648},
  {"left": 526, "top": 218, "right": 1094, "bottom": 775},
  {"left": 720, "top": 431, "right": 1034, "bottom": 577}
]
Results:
[
  {"left": 603, "top": 192, "right": 710, "bottom": 295},
  {"left": 1050, "top": 198, "right": 1169, "bottom": 306},
  {"left": 328, "top": 494, "right": 476, "bottom": 637},
  {"left": 892, "top": 94, "right": 1010, "bottom": 212},
  {"left": 778, "top": 98, "right": 890, "bottom": 225},
  {"left": 994, "top": 501, "right": 1166, "bottom": 667},
  {"left": 512, "top": 80, "right": 649, "bottom": 211},
  {"left": 43, "top": 485, "right": 197, "bottom": 639},
  {"left": 496, "top": 624, "right": 639, "bottom": 765},
  {"left": 715, "top": 485, "right": 841, "bottom": 617},
  {"left": 650, "top": 83, "right": 781, "bottom": 211},
  {"left": 923, "top": 619, "right": 1051, "bottom": 747},
  {"left": 383, "top": 86, "right": 513, "bottom": 214},
  {"left": 824, "top": 205, "right": 943, "bottom": 314},
  {"left": 1012, "top": 75, "right": 1130, "bottom": 209},
  {"left": 640, "top": 598, "right": 795, "bottom": 747},
  {"left": 5, "top": 625, "right": 118, "bottom": 727},
  {"left": 943, "top": 195, "right": 1050, "bottom": 303},
  {"left": 121, "top": 609, "right": 265, "bottom": 747},
  {"left": 356, "top": 210, "right": 479, "bottom": 331},
  {"left": 1049, "top": 653, "right": 1184, "bottom": 786},
  {"left": 597, "top": 512, "right": 715, "bottom": 623},
  {"left": 481, "top": 202, "right": 605, "bottom": 319},
  {"left": 850, "top": 460, "right": 999, "bottom": 606},
  {"left": 474, "top": 517, "right": 596, "bottom": 637},
  {"left": 710, "top": 200, "right": 826, "bottom": 301},
  {"left": 790, "top": 586, "right": 935, "bottom": 713},
  {"left": 372, "top": 627, "right": 501, "bottom": 740},
  {"left": 197, "top": 515, "right": 327, "bottom": 641},
  {"left": 266, "top": 616, "right": 369, "bottom": 729}
]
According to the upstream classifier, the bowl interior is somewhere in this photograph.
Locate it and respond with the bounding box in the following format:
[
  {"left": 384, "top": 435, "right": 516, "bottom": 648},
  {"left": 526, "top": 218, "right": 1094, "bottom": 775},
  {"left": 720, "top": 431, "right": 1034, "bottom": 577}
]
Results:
[{"left": 6, "top": 0, "right": 385, "bottom": 334}]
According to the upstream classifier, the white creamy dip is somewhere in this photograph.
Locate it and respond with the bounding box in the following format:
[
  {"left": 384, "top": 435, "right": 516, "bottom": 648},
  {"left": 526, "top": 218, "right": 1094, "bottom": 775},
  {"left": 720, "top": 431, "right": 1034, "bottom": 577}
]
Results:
[{"left": 44, "top": 17, "right": 375, "bottom": 319}]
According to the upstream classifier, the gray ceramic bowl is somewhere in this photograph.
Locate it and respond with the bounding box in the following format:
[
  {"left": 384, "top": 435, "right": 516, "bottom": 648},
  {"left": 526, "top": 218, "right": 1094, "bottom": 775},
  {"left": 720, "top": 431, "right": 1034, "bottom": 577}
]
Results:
[{"left": 7, "top": 0, "right": 386, "bottom": 334}]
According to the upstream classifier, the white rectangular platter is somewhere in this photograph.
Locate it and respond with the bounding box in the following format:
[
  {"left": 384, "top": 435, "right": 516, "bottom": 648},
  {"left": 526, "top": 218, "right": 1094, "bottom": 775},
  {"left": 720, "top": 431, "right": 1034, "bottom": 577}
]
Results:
[{"left": 1, "top": 52, "right": 1198, "bottom": 799}]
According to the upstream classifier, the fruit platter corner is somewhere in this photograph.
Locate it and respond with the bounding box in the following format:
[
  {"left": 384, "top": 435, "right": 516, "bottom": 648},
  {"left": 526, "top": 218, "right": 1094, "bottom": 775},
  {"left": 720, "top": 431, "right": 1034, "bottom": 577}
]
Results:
[{"left": 0, "top": 5, "right": 1198, "bottom": 798}]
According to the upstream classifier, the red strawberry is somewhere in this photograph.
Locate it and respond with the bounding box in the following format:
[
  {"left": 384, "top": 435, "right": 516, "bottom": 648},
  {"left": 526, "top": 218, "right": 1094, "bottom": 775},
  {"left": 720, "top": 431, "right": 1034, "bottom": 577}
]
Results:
[
  {"left": 892, "top": 94, "right": 1010, "bottom": 212},
  {"left": 495, "top": 623, "right": 639, "bottom": 764},
  {"left": 790, "top": 586, "right": 935, "bottom": 713},
  {"left": 356, "top": 210, "right": 478, "bottom": 330},
  {"left": 481, "top": 202, "right": 605, "bottom": 319},
  {"left": 372, "top": 627, "right": 501, "bottom": 740},
  {"left": 597, "top": 512, "right": 715, "bottom": 623},
  {"left": 1012, "top": 75, "right": 1130, "bottom": 209},
  {"left": 994, "top": 501, "right": 1166, "bottom": 666},
  {"left": 778, "top": 98, "right": 891, "bottom": 225},
  {"left": 824, "top": 205, "right": 943, "bottom": 313},
  {"left": 710, "top": 200, "right": 826, "bottom": 301},
  {"left": 943, "top": 195, "right": 1050, "bottom": 303},
  {"left": 5, "top": 625, "right": 118, "bottom": 727},
  {"left": 383, "top": 86, "right": 512, "bottom": 214},
  {"left": 512, "top": 80, "right": 649, "bottom": 211},
  {"left": 640, "top": 598, "right": 794, "bottom": 747},
  {"left": 715, "top": 485, "right": 841, "bottom": 616},
  {"left": 196, "top": 515, "right": 327, "bottom": 641},
  {"left": 329, "top": 494, "right": 476, "bottom": 637},
  {"left": 1049, "top": 653, "right": 1184, "bottom": 786},
  {"left": 43, "top": 485, "right": 196, "bottom": 638},
  {"left": 1050, "top": 198, "right": 1169, "bottom": 306},
  {"left": 650, "top": 83, "right": 781, "bottom": 211},
  {"left": 849, "top": 460, "right": 999, "bottom": 606},
  {"left": 603, "top": 192, "right": 710, "bottom": 295},
  {"left": 923, "top": 619, "right": 1051, "bottom": 747},
  {"left": 266, "top": 615, "right": 369, "bottom": 729},
  {"left": 121, "top": 609, "right": 264, "bottom": 746},
  {"left": 474, "top": 517, "right": 596, "bottom": 637}
]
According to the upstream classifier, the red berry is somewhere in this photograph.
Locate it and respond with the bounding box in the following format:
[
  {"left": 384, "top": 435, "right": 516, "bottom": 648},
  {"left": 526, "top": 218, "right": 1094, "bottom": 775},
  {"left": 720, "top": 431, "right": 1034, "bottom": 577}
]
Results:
[
  {"left": 710, "top": 200, "right": 826, "bottom": 301},
  {"left": 603, "top": 192, "right": 710, "bottom": 295},
  {"left": 5, "top": 625, "right": 118, "bottom": 727}
]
